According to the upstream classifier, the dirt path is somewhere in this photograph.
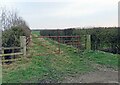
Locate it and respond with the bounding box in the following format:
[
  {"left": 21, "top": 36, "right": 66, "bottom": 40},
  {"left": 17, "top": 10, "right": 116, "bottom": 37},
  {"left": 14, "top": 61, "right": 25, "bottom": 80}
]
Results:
[
  {"left": 61, "top": 70, "right": 118, "bottom": 83},
  {"left": 60, "top": 57, "right": 119, "bottom": 83},
  {"left": 61, "top": 56, "right": 119, "bottom": 83},
  {"left": 32, "top": 34, "right": 119, "bottom": 83},
  {"left": 61, "top": 64, "right": 118, "bottom": 83}
]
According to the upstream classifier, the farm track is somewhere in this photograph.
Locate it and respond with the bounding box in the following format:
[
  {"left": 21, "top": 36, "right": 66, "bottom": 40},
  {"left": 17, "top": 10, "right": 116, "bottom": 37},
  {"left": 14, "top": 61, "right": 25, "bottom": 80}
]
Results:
[
  {"left": 61, "top": 70, "right": 118, "bottom": 83},
  {"left": 61, "top": 54, "right": 118, "bottom": 83},
  {"left": 31, "top": 34, "right": 62, "bottom": 56},
  {"left": 31, "top": 34, "right": 119, "bottom": 83},
  {"left": 61, "top": 54, "right": 119, "bottom": 83}
]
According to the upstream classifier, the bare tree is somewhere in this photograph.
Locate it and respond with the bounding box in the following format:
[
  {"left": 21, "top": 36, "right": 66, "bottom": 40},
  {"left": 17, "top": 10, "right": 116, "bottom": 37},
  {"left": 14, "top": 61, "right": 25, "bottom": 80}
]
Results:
[
  {"left": 0, "top": 7, "right": 29, "bottom": 30},
  {"left": 1, "top": 8, "right": 7, "bottom": 30},
  {"left": 0, "top": 7, "right": 31, "bottom": 47}
]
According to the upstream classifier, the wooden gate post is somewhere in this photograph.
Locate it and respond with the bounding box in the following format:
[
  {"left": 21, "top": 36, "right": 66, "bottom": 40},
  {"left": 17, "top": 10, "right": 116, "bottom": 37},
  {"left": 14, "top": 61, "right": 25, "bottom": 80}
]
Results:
[
  {"left": 57, "top": 30, "right": 60, "bottom": 54},
  {"left": 0, "top": 24, "right": 2, "bottom": 85},
  {"left": 1, "top": 48, "right": 4, "bottom": 65},
  {"left": 0, "top": 29, "right": 2, "bottom": 65},
  {"left": 20, "top": 36, "right": 26, "bottom": 56},
  {"left": 78, "top": 36, "right": 80, "bottom": 53},
  {"left": 86, "top": 35, "right": 91, "bottom": 50}
]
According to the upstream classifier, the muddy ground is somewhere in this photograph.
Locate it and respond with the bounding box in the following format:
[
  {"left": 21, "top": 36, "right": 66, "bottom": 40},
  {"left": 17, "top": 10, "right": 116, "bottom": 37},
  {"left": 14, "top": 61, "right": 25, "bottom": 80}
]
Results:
[{"left": 61, "top": 64, "right": 119, "bottom": 83}]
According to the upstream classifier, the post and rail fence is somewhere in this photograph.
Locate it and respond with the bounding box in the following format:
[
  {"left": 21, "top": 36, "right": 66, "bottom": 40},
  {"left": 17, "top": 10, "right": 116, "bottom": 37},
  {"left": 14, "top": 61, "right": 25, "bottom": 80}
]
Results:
[
  {"left": 0, "top": 36, "right": 30, "bottom": 64},
  {"left": 0, "top": 34, "right": 91, "bottom": 64}
]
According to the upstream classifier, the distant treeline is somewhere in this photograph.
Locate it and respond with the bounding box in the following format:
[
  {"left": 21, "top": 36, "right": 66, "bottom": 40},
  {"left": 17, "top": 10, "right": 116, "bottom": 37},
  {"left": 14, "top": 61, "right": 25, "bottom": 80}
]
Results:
[{"left": 39, "top": 27, "right": 119, "bottom": 54}]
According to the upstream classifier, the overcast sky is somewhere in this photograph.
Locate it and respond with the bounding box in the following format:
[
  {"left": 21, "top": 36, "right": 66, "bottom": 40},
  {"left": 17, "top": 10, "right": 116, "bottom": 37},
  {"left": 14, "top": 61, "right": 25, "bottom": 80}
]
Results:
[{"left": 0, "top": 0, "right": 119, "bottom": 29}]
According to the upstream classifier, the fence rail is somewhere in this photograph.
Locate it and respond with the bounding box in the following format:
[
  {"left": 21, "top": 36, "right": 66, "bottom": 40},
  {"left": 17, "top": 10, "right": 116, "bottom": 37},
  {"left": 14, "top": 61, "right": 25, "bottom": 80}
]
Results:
[
  {"left": 0, "top": 36, "right": 30, "bottom": 64},
  {"left": 1, "top": 52, "right": 23, "bottom": 57},
  {"left": 0, "top": 47, "right": 23, "bottom": 63},
  {"left": 2, "top": 58, "right": 22, "bottom": 62},
  {"left": 2, "top": 47, "right": 23, "bottom": 50},
  {"left": 33, "top": 36, "right": 80, "bottom": 38}
]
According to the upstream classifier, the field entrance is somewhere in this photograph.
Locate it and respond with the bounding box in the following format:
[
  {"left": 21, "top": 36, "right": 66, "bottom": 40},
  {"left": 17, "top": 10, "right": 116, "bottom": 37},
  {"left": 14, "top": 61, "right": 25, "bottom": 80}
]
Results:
[{"left": 32, "top": 35, "right": 80, "bottom": 56}]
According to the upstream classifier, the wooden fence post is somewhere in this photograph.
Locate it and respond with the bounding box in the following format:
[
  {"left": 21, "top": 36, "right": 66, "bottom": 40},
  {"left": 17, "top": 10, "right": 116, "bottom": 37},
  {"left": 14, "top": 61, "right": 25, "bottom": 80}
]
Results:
[
  {"left": 0, "top": 24, "right": 2, "bottom": 85},
  {"left": 0, "top": 29, "right": 2, "bottom": 65},
  {"left": 20, "top": 36, "right": 26, "bottom": 56},
  {"left": 86, "top": 35, "right": 91, "bottom": 50},
  {"left": 1, "top": 48, "right": 4, "bottom": 64}
]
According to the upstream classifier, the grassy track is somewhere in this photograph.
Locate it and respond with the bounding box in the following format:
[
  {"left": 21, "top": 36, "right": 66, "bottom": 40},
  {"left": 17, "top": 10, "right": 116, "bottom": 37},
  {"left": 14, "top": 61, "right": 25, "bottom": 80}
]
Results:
[{"left": 2, "top": 31, "right": 118, "bottom": 83}]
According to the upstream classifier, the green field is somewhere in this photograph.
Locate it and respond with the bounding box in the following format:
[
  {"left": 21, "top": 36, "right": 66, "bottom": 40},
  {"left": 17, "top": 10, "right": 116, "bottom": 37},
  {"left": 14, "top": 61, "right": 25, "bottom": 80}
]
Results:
[{"left": 2, "top": 31, "right": 119, "bottom": 83}]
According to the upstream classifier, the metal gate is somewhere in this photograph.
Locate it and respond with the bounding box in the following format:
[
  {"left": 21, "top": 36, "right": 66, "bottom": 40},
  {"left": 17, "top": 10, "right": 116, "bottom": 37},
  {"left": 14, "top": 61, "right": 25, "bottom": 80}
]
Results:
[{"left": 32, "top": 35, "right": 80, "bottom": 56}]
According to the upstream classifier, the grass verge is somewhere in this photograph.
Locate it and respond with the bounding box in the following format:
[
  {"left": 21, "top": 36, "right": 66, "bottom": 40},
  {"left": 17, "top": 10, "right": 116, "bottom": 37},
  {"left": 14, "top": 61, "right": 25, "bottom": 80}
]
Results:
[{"left": 2, "top": 32, "right": 118, "bottom": 83}]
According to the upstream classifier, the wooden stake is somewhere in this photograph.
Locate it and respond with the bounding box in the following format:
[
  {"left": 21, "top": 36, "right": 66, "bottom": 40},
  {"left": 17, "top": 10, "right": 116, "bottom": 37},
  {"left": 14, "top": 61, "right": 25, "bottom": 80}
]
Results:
[
  {"left": 20, "top": 36, "right": 26, "bottom": 56},
  {"left": 86, "top": 35, "right": 91, "bottom": 50}
]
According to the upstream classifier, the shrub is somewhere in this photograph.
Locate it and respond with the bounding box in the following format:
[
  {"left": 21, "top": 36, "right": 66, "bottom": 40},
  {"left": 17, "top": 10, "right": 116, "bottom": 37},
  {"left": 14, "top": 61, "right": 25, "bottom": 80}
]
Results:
[{"left": 2, "top": 26, "right": 30, "bottom": 47}]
